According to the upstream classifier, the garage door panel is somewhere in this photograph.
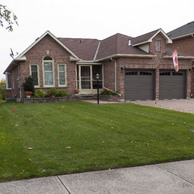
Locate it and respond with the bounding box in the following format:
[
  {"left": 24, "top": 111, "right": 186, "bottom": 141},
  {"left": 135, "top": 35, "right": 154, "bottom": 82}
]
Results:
[
  {"left": 159, "top": 70, "right": 186, "bottom": 100},
  {"left": 125, "top": 70, "right": 154, "bottom": 101}
]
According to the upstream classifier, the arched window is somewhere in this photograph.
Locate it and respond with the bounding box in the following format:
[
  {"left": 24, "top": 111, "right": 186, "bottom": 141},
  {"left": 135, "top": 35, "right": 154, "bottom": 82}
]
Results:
[{"left": 43, "top": 56, "right": 54, "bottom": 86}]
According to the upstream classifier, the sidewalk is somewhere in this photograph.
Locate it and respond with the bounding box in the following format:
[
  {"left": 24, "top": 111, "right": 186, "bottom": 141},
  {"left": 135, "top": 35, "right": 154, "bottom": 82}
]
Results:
[{"left": 0, "top": 159, "right": 193, "bottom": 194}]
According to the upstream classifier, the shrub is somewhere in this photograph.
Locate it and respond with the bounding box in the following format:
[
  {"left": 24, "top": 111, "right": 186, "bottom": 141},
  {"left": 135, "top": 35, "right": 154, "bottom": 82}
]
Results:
[
  {"left": 56, "top": 89, "right": 68, "bottom": 97},
  {"left": 0, "top": 79, "right": 6, "bottom": 100},
  {"left": 34, "top": 89, "right": 45, "bottom": 98},
  {"left": 100, "top": 88, "right": 118, "bottom": 96},
  {"left": 23, "top": 76, "right": 35, "bottom": 94},
  {"left": 47, "top": 88, "right": 58, "bottom": 97}
]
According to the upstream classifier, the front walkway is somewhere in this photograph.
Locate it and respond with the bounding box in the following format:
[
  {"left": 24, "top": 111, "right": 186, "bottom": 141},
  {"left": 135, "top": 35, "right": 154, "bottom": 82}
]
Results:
[{"left": 0, "top": 160, "right": 193, "bottom": 194}]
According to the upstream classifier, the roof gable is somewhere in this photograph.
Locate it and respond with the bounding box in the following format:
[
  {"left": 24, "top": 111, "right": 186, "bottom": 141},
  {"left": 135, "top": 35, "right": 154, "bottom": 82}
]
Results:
[
  {"left": 15, "top": 31, "right": 79, "bottom": 60},
  {"left": 132, "top": 29, "right": 172, "bottom": 46},
  {"left": 167, "top": 21, "right": 194, "bottom": 40},
  {"left": 96, "top": 33, "right": 152, "bottom": 60}
]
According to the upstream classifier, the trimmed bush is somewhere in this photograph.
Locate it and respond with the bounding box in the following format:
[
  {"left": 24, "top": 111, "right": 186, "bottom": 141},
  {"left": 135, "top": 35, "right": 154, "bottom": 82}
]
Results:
[
  {"left": 34, "top": 89, "right": 45, "bottom": 98},
  {"left": 56, "top": 89, "right": 68, "bottom": 97},
  {"left": 101, "top": 88, "right": 118, "bottom": 96}
]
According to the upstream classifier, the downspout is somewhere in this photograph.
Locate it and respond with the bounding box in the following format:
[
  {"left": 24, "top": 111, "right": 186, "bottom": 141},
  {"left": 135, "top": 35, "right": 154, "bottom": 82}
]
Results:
[{"left": 110, "top": 57, "right": 117, "bottom": 92}]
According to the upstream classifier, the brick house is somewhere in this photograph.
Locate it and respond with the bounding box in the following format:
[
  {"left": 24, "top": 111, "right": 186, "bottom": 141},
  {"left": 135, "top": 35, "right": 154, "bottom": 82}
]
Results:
[
  {"left": 167, "top": 21, "right": 194, "bottom": 95},
  {"left": 4, "top": 28, "right": 194, "bottom": 101}
]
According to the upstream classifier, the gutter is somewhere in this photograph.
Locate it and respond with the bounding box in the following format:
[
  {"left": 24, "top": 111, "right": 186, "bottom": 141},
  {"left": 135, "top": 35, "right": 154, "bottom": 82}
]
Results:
[
  {"left": 163, "top": 55, "right": 194, "bottom": 59},
  {"left": 169, "top": 33, "right": 194, "bottom": 40},
  {"left": 95, "top": 54, "right": 156, "bottom": 62}
]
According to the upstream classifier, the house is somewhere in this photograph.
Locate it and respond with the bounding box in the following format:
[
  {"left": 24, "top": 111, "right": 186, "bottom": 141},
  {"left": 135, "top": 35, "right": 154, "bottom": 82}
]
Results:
[
  {"left": 167, "top": 21, "right": 194, "bottom": 95},
  {"left": 4, "top": 28, "right": 194, "bottom": 101}
]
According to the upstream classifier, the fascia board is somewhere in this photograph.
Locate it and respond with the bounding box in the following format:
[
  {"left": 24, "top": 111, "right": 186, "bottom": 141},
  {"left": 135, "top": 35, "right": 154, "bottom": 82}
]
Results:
[
  {"left": 95, "top": 54, "right": 156, "bottom": 62},
  {"left": 15, "top": 30, "right": 79, "bottom": 60},
  {"left": 170, "top": 33, "right": 194, "bottom": 40},
  {"left": 149, "top": 29, "right": 172, "bottom": 44},
  {"left": 163, "top": 55, "right": 194, "bottom": 59},
  {"left": 133, "top": 29, "right": 172, "bottom": 46}
]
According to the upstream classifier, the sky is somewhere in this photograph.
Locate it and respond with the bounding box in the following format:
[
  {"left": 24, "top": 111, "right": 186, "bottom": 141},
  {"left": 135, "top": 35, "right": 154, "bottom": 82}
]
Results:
[{"left": 0, "top": 0, "right": 194, "bottom": 80}]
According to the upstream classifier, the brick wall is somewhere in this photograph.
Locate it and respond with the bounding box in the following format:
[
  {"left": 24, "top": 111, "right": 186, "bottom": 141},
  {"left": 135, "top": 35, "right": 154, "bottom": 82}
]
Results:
[
  {"left": 6, "top": 65, "right": 20, "bottom": 99},
  {"left": 115, "top": 33, "right": 192, "bottom": 99},
  {"left": 17, "top": 35, "right": 76, "bottom": 98},
  {"left": 168, "top": 36, "right": 194, "bottom": 56},
  {"left": 168, "top": 36, "right": 194, "bottom": 94},
  {"left": 103, "top": 60, "right": 116, "bottom": 91}
]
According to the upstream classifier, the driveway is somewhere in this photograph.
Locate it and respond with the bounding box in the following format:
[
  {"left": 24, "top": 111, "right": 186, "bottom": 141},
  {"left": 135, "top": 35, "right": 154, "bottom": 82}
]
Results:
[{"left": 131, "top": 99, "right": 194, "bottom": 114}]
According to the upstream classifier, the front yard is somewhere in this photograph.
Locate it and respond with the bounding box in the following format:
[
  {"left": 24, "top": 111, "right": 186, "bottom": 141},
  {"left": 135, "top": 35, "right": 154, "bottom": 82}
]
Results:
[{"left": 0, "top": 101, "right": 193, "bottom": 182}]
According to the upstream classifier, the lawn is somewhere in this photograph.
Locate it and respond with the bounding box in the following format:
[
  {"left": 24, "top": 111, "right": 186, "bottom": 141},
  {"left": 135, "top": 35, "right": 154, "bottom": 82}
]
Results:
[{"left": 0, "top": 101, "right": 194, "bottom": 182}]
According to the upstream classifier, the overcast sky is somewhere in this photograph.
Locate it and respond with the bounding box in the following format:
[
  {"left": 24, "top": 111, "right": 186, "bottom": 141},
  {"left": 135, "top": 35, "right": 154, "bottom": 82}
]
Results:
[{"left": 0, "top": 0, "right": 194, "bottom": 80}]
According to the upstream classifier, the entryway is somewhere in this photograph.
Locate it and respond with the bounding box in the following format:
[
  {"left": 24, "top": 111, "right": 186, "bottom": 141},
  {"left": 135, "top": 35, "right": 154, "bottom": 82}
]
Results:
[{"left": 77, "top": 65, "right": 103, "bottom": 94}]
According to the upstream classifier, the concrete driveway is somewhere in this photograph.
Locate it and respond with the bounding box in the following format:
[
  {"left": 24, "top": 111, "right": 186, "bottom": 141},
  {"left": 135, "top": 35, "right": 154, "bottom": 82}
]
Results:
[
  {"left": 0, "top": 160, "right": 193, "bottom": 194},
  {"left": 131, "top": 99, "right": 194, "bottom": 114}
]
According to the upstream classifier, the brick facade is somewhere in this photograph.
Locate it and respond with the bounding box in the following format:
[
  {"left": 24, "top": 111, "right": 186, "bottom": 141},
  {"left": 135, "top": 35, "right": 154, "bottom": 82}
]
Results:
[
  {"left": 109, "top": 34, "right": 191, "bottom": 100},
  {"left": 5, "top": 30, "right": 193, "bottom": 101},
  {"left": 6, "top": 35, "right": 77, "bottom": 99},
  {"left": 167, "top": 36, "right": 194, "bottom": 94}
]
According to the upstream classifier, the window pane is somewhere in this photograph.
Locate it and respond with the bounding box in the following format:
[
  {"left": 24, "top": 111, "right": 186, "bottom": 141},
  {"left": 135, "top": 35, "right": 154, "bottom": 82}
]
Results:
[
  {"left": 59, "top": 65, "right": 66, "bottom": 85},
  {"left": 44, "top": 62, "right": 53, "bottom": 85},
  {"left": 155, "top": 40, "right": 161, "bottom": 51},
  {"left": 93, "top": 65, "right": 102, "bottom": 80},
  {"left": 6, "top": 74, "right": 12, "bottom": 89},
  {"left": 44, "top": 62, "right": 52, "bottom": 71},
  {"left": 31, "top": 65, "right": 38, "bottom": 86},
  {"left": 59, "top": 65, "right": 65, "bottom": 71},
  {"left": 59, "top": 72, "right": 65, "bottom": 85}
]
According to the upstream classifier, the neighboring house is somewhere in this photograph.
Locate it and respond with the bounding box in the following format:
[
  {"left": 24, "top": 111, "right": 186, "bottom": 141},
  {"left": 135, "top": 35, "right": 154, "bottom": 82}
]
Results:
[
  {"left": 4, "top": 28, "right": 194, "bottom": 101},
  {"left": 167, "top": 21, "right": 194, "bottom": 95}
]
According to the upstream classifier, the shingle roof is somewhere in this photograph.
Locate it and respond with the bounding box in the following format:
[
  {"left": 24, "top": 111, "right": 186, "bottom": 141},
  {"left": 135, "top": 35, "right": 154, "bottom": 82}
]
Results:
[
  {"left": 58, "top": 33, "right": 152, "bottom": 61},
  {"left": 96, "top": 33, "right": 150, "bottom": 60},
  {"left": 58, "top": 38, "right": 100, "bottom": 60},
  {"left": 167, "top": 21, "right": 194, "bottom": 39}
]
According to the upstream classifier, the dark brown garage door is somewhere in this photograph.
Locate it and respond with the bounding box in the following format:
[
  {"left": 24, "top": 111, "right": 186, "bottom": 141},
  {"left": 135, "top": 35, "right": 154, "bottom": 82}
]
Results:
[
  {"left": 125, "top": 70, "right": 155, "bottom": 101},
  {"left": 159, "top": 70, "right": 186, "bottom": 99}
]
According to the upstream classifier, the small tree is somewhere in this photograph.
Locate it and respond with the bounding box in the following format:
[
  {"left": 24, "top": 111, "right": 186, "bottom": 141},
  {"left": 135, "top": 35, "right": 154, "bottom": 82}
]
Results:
[
  {"left": 0, "top": 4, "right": 18, "bottom": 31},
  {"left": 23, "top": 76, "right": 35, "bottom": 94},
  {"left": 0, "top": 79, "right": 6, "bottom": 100}
]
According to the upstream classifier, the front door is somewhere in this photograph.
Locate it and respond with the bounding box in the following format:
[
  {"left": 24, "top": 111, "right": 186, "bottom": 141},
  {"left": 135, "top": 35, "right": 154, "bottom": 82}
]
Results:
[
  {"left": 78, "top": 65, "right": 103, "bottom": 94},
  {"left": 80, "top": 66, "right": 91, "bottom": 89}
]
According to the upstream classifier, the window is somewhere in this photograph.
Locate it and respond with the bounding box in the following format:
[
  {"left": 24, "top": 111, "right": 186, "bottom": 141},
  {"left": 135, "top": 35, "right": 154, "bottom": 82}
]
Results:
[
  {"left": 125, "top": 72, "right": 138, "bottom": 75},
  {"left": 140, "top": 72, "right": 152, "bottom": 76},
  {"left": 58, "top": 64, "right": 66, "bottom": 86},
  {"left": 30, "top": 65, "right": 39, "bottom": 86},
  {"left": 6, "top": 73, "right": 12, "bottom": 89},
  {"left": 173, "top": 72, "right": 183, "bottom": 76},
  {"left": 92, "top": 65, "right": 102, "bottom": 89},
  {"left": 160, "top": 72, "right": 171, "bottom": 76},
  {"left": 155, "top": 40, "right": 161, "bottom": 52},
  {"left": 43, "top": 56, "right": 54, "bottom": 86}
]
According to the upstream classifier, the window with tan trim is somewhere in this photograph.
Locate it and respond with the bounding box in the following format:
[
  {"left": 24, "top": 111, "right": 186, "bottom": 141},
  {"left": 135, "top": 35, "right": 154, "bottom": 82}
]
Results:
[
  {"left": 30, "top": 64, "right": 39, "bottom": 87},
  {"left": 58, "top": 64, "right": 67, "bottom": 86},
  {"left": 43, "top": 56, "right": 54, "bottom": 87},
  {"left": 155, "top": 40, "right": 161, "bottom": 52}
]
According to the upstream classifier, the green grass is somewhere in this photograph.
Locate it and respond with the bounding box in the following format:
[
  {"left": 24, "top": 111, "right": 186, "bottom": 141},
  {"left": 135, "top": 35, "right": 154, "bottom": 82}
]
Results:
[{"left": 0, "top": 101, "right": 194, "bottom": 182}]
